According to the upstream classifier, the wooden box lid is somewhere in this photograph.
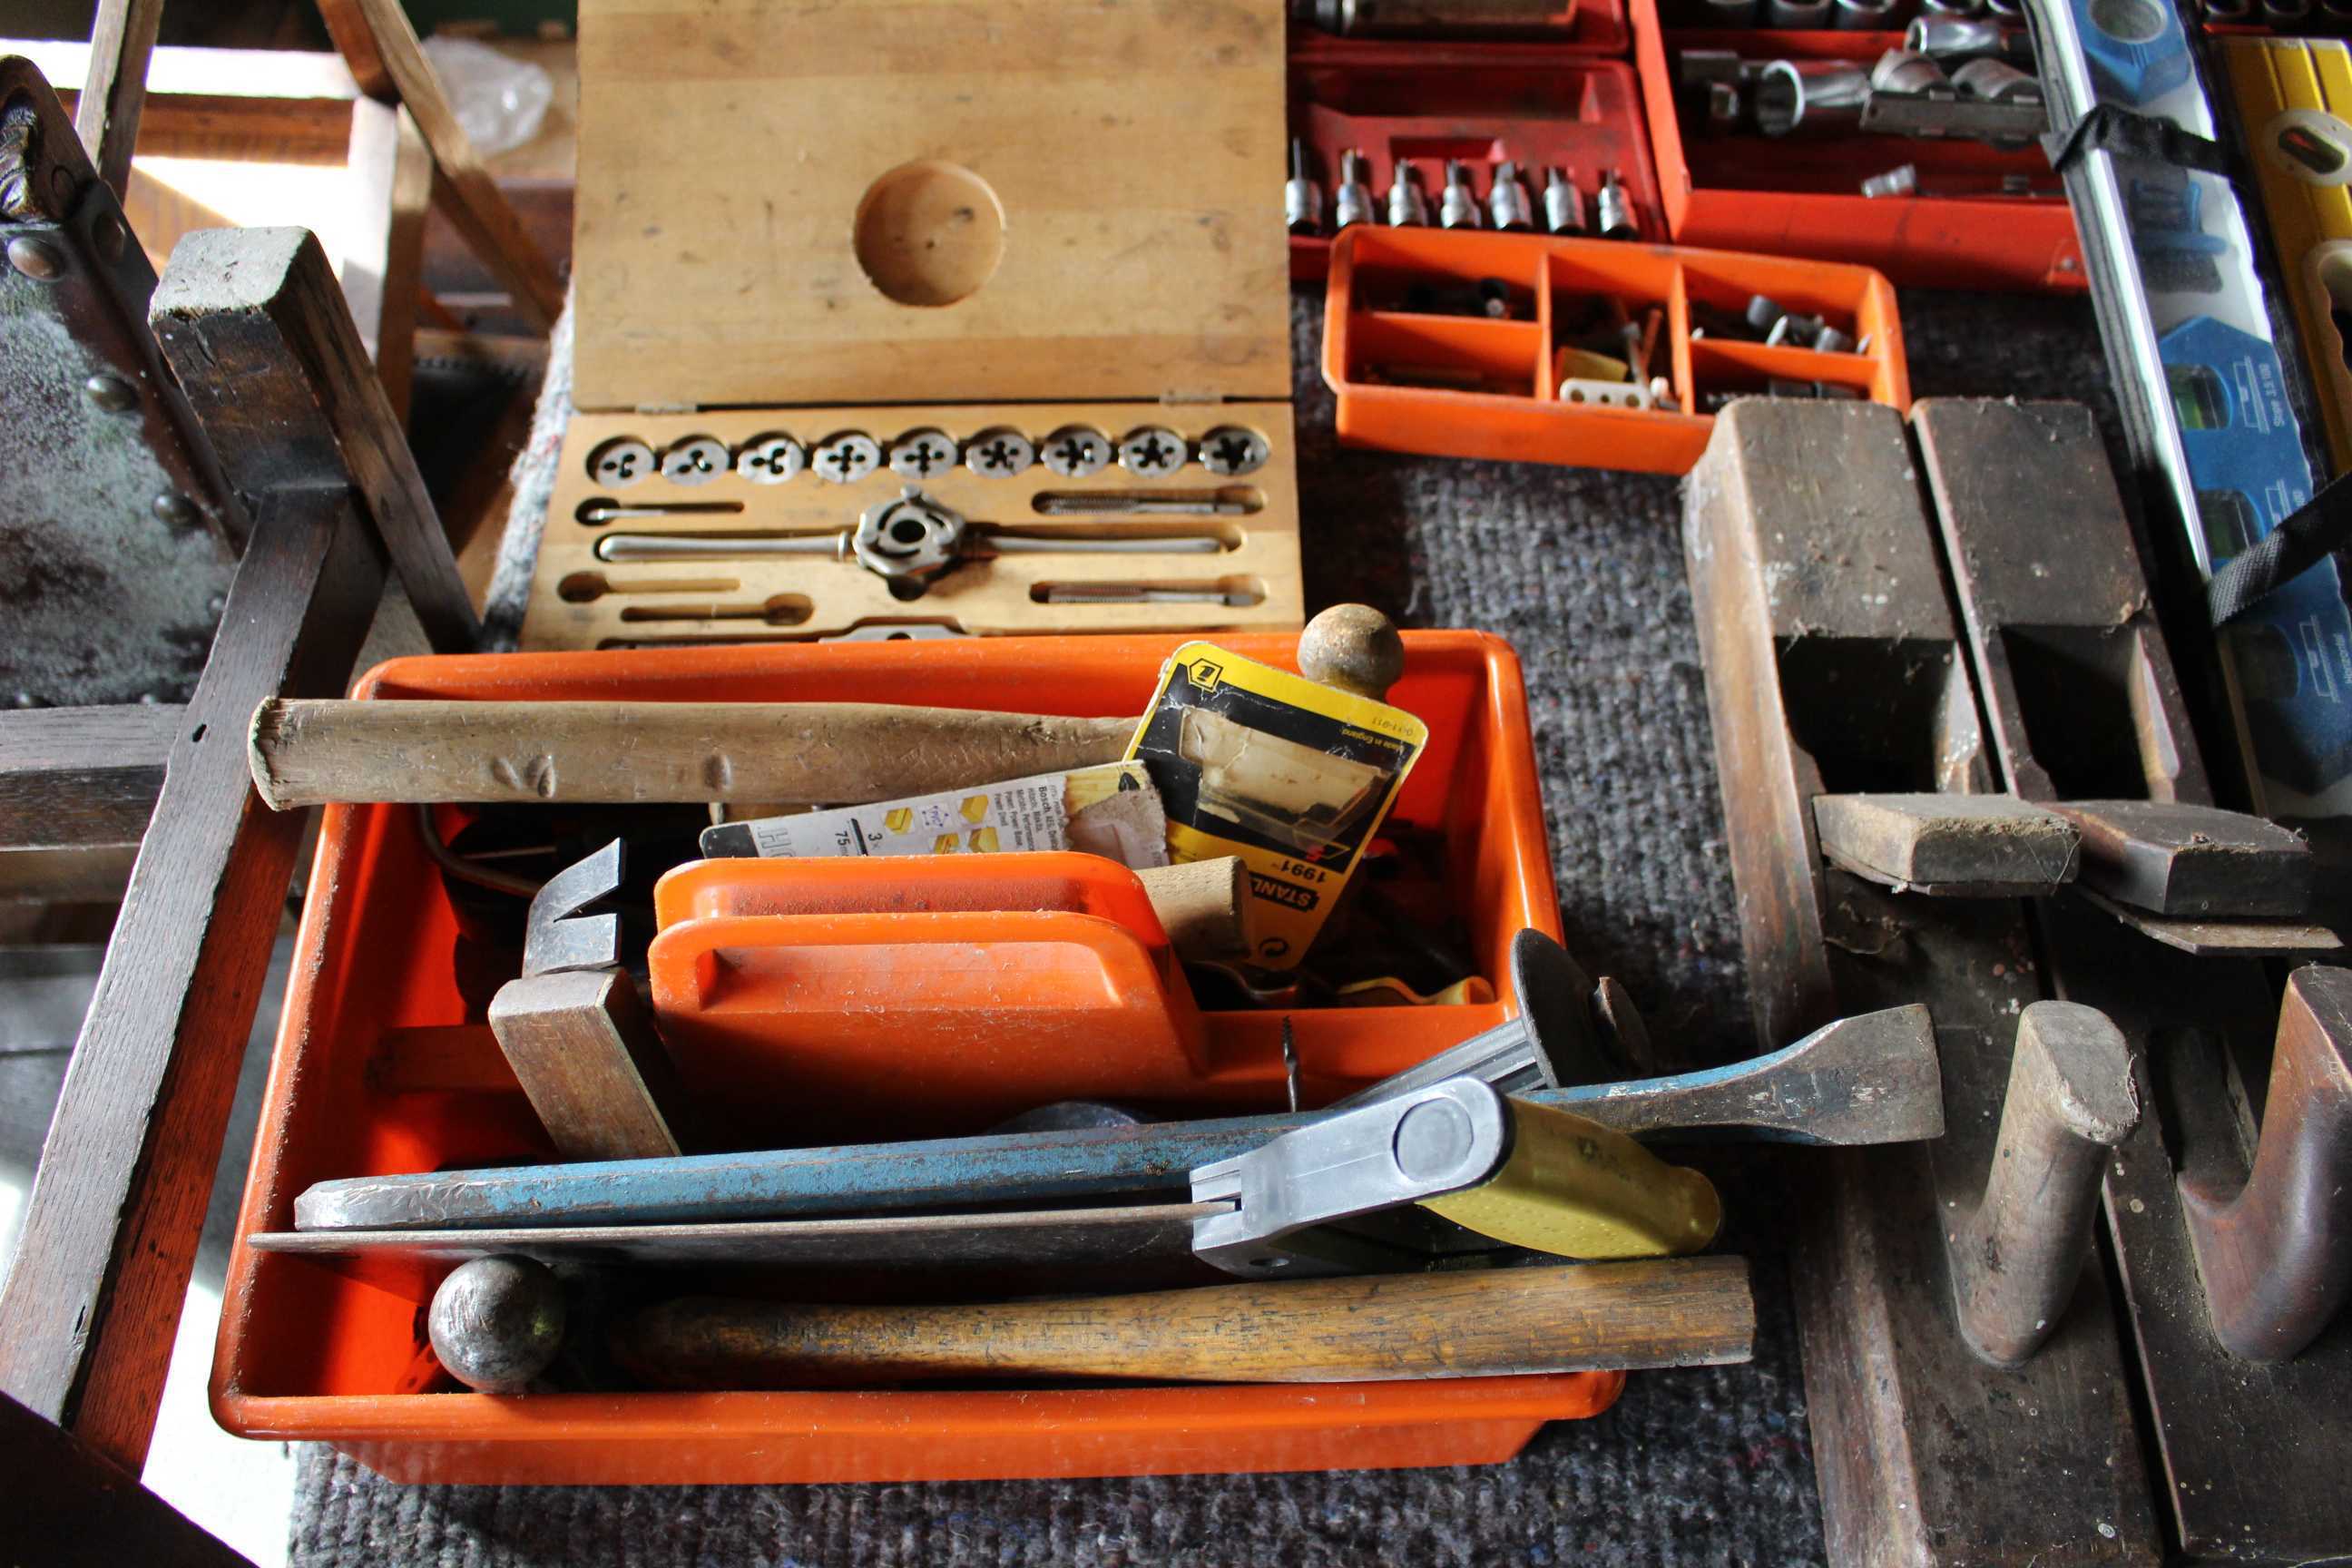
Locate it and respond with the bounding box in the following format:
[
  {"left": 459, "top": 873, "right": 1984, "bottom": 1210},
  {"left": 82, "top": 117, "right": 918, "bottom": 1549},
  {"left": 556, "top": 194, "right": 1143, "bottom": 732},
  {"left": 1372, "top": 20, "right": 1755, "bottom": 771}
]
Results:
[{"left": 572, "top": 0, "right": 1293, "bottom": 413}]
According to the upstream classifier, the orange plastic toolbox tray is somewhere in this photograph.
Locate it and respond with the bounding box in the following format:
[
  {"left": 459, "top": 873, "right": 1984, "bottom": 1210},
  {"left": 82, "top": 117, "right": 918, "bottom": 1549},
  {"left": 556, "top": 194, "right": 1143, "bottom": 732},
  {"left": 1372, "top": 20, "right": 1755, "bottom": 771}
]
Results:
[
  {"left": 211, "top": 632, "right": 1624, "bottom": 1485},
  {"left": 1630, "top": 0, "right": 2084, "bottom": 290},
  {"left": 1324, "top": 224, "right": 1906, "bottom": 472}
]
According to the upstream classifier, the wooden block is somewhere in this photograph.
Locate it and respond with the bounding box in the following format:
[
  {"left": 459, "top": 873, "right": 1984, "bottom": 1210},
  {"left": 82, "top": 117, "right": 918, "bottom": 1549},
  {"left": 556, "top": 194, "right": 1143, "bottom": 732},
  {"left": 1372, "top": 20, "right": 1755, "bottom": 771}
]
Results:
[
  {"left": 488, "top": 969, "right": 684, "bottom": 1162},
  {"left": 148, "top": 225, "right": 478, "bottom": 653},
  {"left": 2053, "top": 799, "right": 2315, "bottom": 918},
  {"left": 1685, "top": 397, "right": 1991, "bottom": 1045},
  {"left": 1813, "top": 792, "right": 2080, "bottom": 897}
]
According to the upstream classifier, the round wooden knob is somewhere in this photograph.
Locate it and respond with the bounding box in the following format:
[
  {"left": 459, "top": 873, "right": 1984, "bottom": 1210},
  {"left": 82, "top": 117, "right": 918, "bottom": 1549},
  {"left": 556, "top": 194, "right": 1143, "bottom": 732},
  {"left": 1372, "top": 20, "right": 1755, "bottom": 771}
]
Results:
[
  {"left": 429, "top": 1255, "right": 566, "bottom": 1393},
  {"left": 1298, "top": 603, "right": 1405, "bottom": 701}
]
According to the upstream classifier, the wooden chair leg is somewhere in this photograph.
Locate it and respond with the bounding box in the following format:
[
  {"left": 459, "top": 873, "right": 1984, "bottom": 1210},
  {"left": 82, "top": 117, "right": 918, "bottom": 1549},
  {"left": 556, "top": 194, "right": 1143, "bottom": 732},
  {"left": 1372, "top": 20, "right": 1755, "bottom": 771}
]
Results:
[
  {"left": 343, "top": 99, "right": 433, "bottom": 420},
  {"left": 0, "top": 487, "right": 383, "bottom": 1470},
  {"left": 74, "top": 0, "right": 164, "bottom": 199},
  {"left": 0, "top": 223, "right": 475, "bottom": 1468},
  {"left": 312, "top": 0, "right": 565, "bottom": 328}
]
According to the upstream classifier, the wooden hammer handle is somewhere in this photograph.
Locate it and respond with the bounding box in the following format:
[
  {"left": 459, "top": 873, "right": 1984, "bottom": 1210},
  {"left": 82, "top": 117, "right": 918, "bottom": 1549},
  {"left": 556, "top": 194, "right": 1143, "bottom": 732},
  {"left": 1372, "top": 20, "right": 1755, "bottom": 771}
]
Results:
[
  {"left": 612, "top": 1258, "right": 1754, "bottom": 1387},
  {"left": 249, "top": 698, "right": 1135, "bottom": 808}
]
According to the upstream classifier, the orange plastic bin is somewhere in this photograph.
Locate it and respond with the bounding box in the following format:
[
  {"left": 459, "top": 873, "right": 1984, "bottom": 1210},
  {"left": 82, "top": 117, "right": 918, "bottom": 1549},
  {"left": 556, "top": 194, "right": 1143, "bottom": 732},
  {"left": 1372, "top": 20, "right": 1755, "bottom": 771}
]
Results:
[{"left": 211, "top": 631, "right": 1624, "bottom": 1485}]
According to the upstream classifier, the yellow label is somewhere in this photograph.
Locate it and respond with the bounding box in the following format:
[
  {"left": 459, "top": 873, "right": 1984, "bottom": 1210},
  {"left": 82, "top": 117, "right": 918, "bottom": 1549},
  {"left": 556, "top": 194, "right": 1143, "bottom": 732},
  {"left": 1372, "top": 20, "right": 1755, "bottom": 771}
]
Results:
[
  {"left": 710, "top": 762, "right": 1160, "bottom": 864},
  {"left": 1126, "top": 642, "right": 1427, "bottom": 968}
]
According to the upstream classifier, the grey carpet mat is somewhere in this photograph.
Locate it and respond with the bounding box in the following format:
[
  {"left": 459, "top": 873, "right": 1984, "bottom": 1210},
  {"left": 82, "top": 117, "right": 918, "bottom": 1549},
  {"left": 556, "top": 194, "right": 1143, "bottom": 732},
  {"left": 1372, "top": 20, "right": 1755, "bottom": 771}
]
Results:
[{"left": 289, "top": 287, "right": 2107, "bottom": 1567}]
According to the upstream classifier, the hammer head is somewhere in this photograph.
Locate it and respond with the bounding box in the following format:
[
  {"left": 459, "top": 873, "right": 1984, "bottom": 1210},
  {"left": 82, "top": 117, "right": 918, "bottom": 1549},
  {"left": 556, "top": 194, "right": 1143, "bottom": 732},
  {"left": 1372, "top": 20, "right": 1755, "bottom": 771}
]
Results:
[{"left": 523, "top": 839, "right": 626, "bottom": 977}]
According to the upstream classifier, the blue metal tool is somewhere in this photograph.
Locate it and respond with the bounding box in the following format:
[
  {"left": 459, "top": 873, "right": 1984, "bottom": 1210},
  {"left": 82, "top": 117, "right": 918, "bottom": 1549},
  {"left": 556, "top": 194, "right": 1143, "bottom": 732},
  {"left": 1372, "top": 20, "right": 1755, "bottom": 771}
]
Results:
[{"left": 290, "top": 1004, "right": 1936, "bottom": 1233}]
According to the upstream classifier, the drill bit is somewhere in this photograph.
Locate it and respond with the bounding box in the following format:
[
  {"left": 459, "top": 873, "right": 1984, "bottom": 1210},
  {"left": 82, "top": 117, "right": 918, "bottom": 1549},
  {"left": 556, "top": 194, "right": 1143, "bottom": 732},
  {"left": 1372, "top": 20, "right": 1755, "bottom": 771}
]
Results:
[
  {"left": 1285, "top": 138, "right": 1324, "bottom": 236},
  {"left": 1542, "top": 167, "right": 1585, "bottom": 235},
  {"left": 1386, "top": 161, "right": 1429, "bottom": 226},
  {"left": 1595, "top": 169, "right": 1638, "bottom": 240},
  {"left": 1334, "top": 149, "right": 1375, "bottom": 230},
  {"left": 1439, "top": 160, "right": 1482, "bottom": 230},
  {"left": 1487, "top": 160, "right": 1534, "bottom": 231}
]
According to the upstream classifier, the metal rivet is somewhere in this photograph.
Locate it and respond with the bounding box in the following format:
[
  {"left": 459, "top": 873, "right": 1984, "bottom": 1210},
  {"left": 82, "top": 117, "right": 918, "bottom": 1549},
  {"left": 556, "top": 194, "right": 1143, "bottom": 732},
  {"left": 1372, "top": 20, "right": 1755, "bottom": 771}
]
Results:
[
  {"left": 48, "top": 165, "right": 74, "bottom": 209},
  {"left": 7, "top": 235, "right": 64, "bottom": 280},
  {"left": 90, "top": 211, "right": 125, "bottom": 263},
  {"left": 151, "top": 492, "right": 201, "bottom": 528},
  {"left": 83, "top": 374, "right": 137, "bottom": 412}
]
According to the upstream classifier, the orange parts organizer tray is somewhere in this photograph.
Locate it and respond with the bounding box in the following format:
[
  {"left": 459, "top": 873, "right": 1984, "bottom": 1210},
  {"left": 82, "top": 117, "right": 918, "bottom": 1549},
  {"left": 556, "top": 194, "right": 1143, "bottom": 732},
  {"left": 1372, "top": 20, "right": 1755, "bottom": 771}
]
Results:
[
  {"left": 1630, "top": 0, "right": 2085, "bottom": 289},
  {"left": 211, "top": 631, "right": 1624, "bottom": 1485},
  {"left": 1286, "top": 23, "right": 1662, "bottom": 282},
  {"left": 1324, "top": 225, "right": 1907, "bottom": 472}
]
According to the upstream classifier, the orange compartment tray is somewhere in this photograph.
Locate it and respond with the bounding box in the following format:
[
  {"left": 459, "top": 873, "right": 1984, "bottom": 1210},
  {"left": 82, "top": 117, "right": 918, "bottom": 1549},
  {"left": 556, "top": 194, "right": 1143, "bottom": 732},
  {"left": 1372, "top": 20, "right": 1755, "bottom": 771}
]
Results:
[
  {"left": 1325, "top": 224, "right": 1906, "bottom": 472},
  {"left": 212, "top": 631, "right": 1622, "bottom": 1485},
  {"left": 1631, "top": 0, "right": 2084, "bottom": 290},
  {"left": 648, "top": 904, "right": 1209, "bottom": 1141},
  {"left": 656, "top": 850, "right": 1172, "bottom": 931}
]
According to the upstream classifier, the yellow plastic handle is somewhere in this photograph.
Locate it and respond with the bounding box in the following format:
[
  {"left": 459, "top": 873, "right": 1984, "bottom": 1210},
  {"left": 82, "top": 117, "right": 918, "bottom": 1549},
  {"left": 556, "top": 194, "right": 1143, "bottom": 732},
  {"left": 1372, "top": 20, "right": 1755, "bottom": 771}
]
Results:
[{"left": 1421, "top": 1099, "right": 1722, "bottom": 1260}]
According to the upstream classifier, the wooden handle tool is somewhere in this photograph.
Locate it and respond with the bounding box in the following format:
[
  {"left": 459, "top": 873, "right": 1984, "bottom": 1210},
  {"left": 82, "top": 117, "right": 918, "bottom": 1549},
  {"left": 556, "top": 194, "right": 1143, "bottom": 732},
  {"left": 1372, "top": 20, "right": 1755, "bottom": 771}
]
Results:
[
  {"left": 1949, "top": 1001, "right": 2139, "bottom": 1367},
  {"left": 248, "top": 604, "right": 1405, "bottom": 809},
  {"left": 1134, "top": 856, "right": 1249, "bottom": 957},
  {"left": 249, "top": 698, "right": 1135, "bottom": 809},
  {"left": 609, "top": 1257, "right": 1754, "bottom": 1388}
]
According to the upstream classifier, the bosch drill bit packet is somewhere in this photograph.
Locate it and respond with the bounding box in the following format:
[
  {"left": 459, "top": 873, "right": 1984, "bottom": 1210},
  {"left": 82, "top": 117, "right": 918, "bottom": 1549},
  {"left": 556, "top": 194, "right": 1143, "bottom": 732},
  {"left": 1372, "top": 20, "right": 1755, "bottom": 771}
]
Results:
[
  {"left": 699, "top": 762, "right": 1168, "bottom": 869},
  {"left": 1125, "top": 642, "right": 1427, "bottom": 969}
]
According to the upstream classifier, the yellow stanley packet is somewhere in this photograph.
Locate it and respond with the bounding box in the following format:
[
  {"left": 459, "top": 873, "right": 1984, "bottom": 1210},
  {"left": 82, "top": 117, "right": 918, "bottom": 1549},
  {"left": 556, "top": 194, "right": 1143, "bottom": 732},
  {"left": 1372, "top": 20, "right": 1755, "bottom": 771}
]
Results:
[{"left": 1125, "top": 642, "right": 1427, "bottom": 969}]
